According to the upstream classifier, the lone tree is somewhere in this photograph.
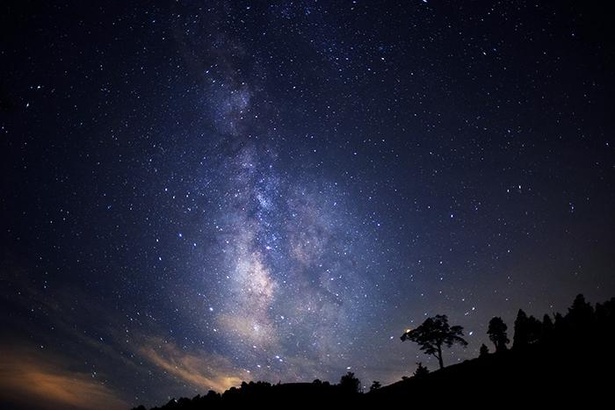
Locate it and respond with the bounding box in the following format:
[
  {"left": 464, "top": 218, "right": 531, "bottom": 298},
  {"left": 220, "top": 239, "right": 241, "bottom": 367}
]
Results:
[
  {"left": 413, "top": 362, "right": 429, "bottom": 378},
  {"left": 339, "top": 371, "right": 361, "bottom": 394},
  {"left": 400, "top": 314, "right": 468, "bottom": 369},
  {"left": 487, "top": 316, "right": 510, "bottom": 352}
]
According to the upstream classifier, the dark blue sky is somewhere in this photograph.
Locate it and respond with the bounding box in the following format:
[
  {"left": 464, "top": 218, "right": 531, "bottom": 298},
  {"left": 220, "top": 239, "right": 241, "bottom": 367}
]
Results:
[{"left": 1, "top": 0, "right": 614, "bottom": 408}]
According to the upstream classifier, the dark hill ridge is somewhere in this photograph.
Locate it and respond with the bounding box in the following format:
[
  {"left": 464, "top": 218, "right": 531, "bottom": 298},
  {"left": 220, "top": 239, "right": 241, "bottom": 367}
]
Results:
[
  {"left": 144, "top": 295, "right": 615, "bottom": 410},
  {"left": 365, "top": 341, "right": 614, "bottom": 409},
  {"left": 151, "top": 381, "right": 358, "bottom": 410}
]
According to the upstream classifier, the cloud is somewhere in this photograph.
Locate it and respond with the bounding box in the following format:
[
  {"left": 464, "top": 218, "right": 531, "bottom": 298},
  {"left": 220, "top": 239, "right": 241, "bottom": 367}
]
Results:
[
  {"left": 0, "top": 345, "right": 129, "bottom": 409},
  {"left": 138, "top": 337, "right": 247, "bottom": 394}
]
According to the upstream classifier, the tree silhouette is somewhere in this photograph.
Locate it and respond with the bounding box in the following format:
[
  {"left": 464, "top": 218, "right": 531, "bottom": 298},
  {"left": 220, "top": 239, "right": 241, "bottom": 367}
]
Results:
[
  {"left": 513, "top": 309, "right": 529, "bottom": 348},
  {"left": 413, "top": 362, "right": 430, "bottom": 378},
  {"left": 369, "top": 381, "right": 381, "bottom": 392},
  {"left": 479, "top": 343, "right": 490, "bottom": 358},
  {"left": 400, "top": 314, "right": 468, "bottom": 369},
  {"left": 541, "top": 314, "right": 554, "bottom": 341},
  {"left": 487, "top": 316, "right": 510, "bottom": 352},
  {"left": 567, "top": 293, "right": 594, "bottom": 329},
  {"left": 595, "top": 298, "right": 615, "bottom": 330},
  {"left": 513, "top": 309, "right": 542, "bottom": 348},
  {"left": 339, "top": 371, "right": 361, "bottom": 394}
]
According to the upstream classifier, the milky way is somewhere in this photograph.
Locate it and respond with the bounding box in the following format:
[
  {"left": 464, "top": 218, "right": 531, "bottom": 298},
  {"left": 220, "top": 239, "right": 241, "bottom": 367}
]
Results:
[
  {"left": 200, "top": 141, "right": 373, "bottom": 379},
  {"left": 169, "top": 6, "right": 379, "bottom": 381}
]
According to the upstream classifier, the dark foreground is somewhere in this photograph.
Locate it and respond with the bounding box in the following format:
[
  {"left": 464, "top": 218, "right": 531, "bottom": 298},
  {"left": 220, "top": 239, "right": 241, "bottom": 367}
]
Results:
[{"left": 147, "top": 296, "right": 615, "bottom": 409}]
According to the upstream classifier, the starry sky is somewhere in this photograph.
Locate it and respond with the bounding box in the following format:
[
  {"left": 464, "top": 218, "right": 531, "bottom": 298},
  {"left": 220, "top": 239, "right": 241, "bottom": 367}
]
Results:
[{"left": 1, "top": 0, "right": 614, "bottom": 408}]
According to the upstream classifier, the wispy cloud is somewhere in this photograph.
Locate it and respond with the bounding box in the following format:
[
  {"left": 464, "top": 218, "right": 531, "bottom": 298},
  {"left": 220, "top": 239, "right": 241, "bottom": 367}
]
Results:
[
  {"left": 138, "top": 337, "right": 246, "bottom": 394},
  {"left": 0, "top": 345, "right": 129, "bottom": 409}
]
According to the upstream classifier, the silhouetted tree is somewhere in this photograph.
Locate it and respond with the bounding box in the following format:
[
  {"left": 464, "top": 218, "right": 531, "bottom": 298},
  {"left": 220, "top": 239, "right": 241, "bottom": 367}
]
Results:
[
  {"left": 595, "top": 298, "right": 615, "bottom": 327},
  {"left": 513, "top": 309, "right": 542, "bottom": 348},
  {"left": 567, "top": 293, "right": 594, "bottom": 329},
  {"left": 527, "top": 316, "right": 542, "bottom": 342},
  {"left": 513, "top": 309, "right": 529, "bottom": 348},
  {"left": 553, "top": 311, "right": 565, "bottom": 330},
  {"left": 541, "top": 313, "right": 554, "bottom": 340},
  {"left": 413, "top": 362, "right": 430, "bottom": 378},
  {"left": 369, "top": 381, "right": 382, "bottom": 392},
  {"left": 221, "top": 386, "right": 239, "bottom": 403},
  {"left": 339, "top": 371, "right": 361, "bottom": 394},
  {"left": 401, "top": 314, "right": 468, "bottom": 369},
  {"left": 479, "top": 343, "right": 490, "bottom": 358},
  {"left": 487, "top": 316, "right": 510, "bottom": 352},
  {"left": 594, "top": 297, "right": 615, "bottom": 341}
]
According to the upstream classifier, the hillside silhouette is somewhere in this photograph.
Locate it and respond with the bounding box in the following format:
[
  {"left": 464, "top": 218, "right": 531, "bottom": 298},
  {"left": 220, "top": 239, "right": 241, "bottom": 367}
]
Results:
[{"left": 139, "top": 294, "right": 615, "bottom": 409}]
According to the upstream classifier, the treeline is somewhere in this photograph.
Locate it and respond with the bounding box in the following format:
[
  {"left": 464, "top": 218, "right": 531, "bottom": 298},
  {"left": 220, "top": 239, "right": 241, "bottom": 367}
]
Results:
[
  {"left": 480, "top": 293, "right": 615, "bottom": 354},
  {"left": 142, "top": 373, "right": 363, "bottom": 410},
  {"left": 137, "top": 293, "right": 615, "bottom": 409},
  {"left": 367, "top": 293, "right": 615, "bottom": 409}
]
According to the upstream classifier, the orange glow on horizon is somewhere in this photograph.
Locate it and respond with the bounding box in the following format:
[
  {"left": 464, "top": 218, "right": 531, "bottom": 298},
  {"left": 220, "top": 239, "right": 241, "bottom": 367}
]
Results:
[{"left": 0, "top": 346, "right": 128, "bottom": 409}]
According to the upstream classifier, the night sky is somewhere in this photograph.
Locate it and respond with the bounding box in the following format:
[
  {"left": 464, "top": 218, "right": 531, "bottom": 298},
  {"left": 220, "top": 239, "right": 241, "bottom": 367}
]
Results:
[{"left": 1, "top": 0, "right": 614, "bottom": 408}]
